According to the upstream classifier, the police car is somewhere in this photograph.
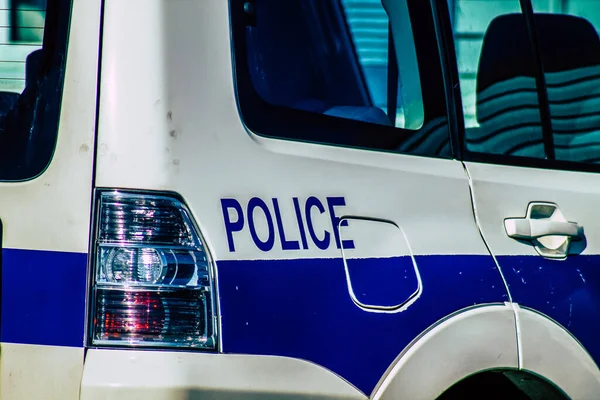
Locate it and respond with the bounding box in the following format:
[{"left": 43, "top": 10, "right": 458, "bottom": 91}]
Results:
[{"left": 1, "top": 0, "right": 600, "bottom": 399}]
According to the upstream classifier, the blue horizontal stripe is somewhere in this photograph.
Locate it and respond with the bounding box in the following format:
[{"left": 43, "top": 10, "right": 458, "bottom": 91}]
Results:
[
  {"left": 217, "top": 255, "right": 507, "bottom": 394},
  {"left": 1, "top": 248, "right": 87, "bottom": 347},
  {"left": 2, "top": 248, "right": 598, "bottom": 397}
]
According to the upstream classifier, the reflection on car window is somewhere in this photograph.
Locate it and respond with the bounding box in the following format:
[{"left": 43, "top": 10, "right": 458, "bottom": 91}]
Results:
[
  {"left": 532, "top": 3, "right": 600, "bottom": 164},
  {"left": 453, "top": 1, "right": 546, "bottom": 158},
  {"left": 232, "top": 0, "right": 452, "bottom": 157},
  {"left": 453, "top": 0, "right": 600, "bottom": 166},
  {"left": 0, "top": 0, "right": 71, "bottom": 181}
]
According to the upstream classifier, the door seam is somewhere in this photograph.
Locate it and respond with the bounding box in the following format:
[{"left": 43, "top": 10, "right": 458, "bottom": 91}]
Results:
[{"left": 461, "top": 161, "right": 522, "bottom": 369}]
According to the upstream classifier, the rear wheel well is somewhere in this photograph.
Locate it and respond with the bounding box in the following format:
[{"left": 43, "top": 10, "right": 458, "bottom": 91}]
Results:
[{"left": 436, "top": 369, "right": 569, "bottom": 400}]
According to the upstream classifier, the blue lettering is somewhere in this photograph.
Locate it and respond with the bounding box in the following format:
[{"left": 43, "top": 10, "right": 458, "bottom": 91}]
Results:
[
  {"left": 305, "top": 196, "right": 330, "bottom": 250},
  {"left": 272, "top": 198, "right": 300, "bottom": 250},
  {"left": 293, "top": 197, "right": 309, "bottom": 250},
  {"left": 327, "top": 197, "right": 355, "bottom": 249},
  {"left": 247, "top": 197, "right": 275, "bottom": 252},
  {"left": 222, "top": 196, "right": 353, "bottom": 252},
  {"left": 221, "top": 198, "right": 244, "bottom": 252}
]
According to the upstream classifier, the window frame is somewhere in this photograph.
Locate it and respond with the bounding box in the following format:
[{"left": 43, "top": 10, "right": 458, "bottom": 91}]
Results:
[
  {"left": 444, "top": 0, "right": 600, "bottom": 173},
  {"left": 229, "top": 0, "right": 454, "bottom": 158}
]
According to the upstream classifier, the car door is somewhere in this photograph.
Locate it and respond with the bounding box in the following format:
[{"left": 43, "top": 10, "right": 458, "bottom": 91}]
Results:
[
  {"left": 451, "top": 0, "right": 600, "bottom": 386},
  {"left": 218, "top": 0, "right": 512, "bottom": 394}
]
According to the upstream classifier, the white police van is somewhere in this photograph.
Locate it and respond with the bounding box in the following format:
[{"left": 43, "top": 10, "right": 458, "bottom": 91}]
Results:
[{"left": 1, "top": 0, "right": 600, "bottom": 399}]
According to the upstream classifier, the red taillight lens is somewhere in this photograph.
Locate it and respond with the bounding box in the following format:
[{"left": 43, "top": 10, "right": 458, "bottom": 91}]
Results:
[
  {"left": 94, "top": 288, "right": 207, "bottom": 345},
  {"left": 97, "top": 290, "right": 165, "bottom": 340}
]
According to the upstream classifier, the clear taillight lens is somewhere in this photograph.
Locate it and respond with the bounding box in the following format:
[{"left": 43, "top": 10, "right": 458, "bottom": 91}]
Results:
[{"left": 90, "top": 191, "right": 215, "bottom": 349}]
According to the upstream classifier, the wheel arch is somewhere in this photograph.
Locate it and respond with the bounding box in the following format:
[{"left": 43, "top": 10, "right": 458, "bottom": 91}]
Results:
[
  {"left": 371, "top": 303, "right": 600, "bottom": 400},
  {"left": 372, "top": 303, "right": 518, "bottom": 400},
  {"left": 516, "top": 304, "right": 600, "bottom": 399}
]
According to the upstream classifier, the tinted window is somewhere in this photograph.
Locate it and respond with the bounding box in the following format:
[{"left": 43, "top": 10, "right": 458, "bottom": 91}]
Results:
[
  {"left": 532, "top": 1, "right": 600, "bottom": 164},
  {"left": 453, "top": 0, "right": 600, "bottom": 168},
  {"left": 0, "top": 0, "right": 71, "bottom": 181},
  {"left": 453, "top": 0, "right": 546, "bottom": 158},
  {"left": 342, "top": 0, "right": 424, "bottom": 130},
  {"left": 231, "top": 0, "right": 451, "bottom": 157}
]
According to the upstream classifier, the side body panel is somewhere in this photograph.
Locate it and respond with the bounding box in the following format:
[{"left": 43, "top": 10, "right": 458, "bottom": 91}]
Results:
[
  {"left": 95, "top": 0, "right": 510, "bottom": 395},
  {"left": 446, "top": 0, "right": 600, "bottom": 393},
  {"left": 516, "top": 306, "right": 600, "bottom": 398},
  {"left": 0, "top": 0, "right": 101, "bottom": 398},
  {"left": 81, "top": 350, "right": 368, "bottom": 400},
  {"left": 465, "top": 162, "right": 600, "bottom": 389}
]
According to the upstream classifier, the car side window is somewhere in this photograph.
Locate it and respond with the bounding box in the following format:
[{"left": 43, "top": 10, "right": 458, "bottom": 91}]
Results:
[
  {"left": 341, "top": 0, "right": 424, "bottom": 130},
  {"left": 0, "top": 0, "right": 71, "bottom": 181},
  {"left": 231, "top": 0, "right": 452, "bottom": 157},
  {"left": 532, "top": 1, "right": 600, "bottom": 164},
  {"left": 453, "top": 0, "right": 546, "bottom": 159},
  {"left": 453, "top": 0, "right": 600, "bottom": 168}
]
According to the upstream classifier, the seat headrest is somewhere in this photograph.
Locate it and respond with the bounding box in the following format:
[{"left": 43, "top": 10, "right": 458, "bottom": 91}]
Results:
[
  {"left": 535, "top": 13, "right": 600, "bottom": 73},
  {"left": 477, "top": 14, "right": 534, "bottom": 96},
  {"left": 25, "top": 49, "right": 44, "bottom": 89},
  {"left": 477, "top": 13, "right": 600, "bottom": 95}
]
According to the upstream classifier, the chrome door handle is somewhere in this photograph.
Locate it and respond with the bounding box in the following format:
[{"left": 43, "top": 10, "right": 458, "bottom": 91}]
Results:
[
  {"left": 504, "top": 218, "right": 582, "bottom": 240},
  {"left": 504, "top": 202, "right": 584, "bottom": 259}
]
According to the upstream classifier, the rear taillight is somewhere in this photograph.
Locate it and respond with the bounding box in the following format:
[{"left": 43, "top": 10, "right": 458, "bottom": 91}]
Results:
[{"left": 89, "top": 190, "right": 216, "bottom": 349}]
